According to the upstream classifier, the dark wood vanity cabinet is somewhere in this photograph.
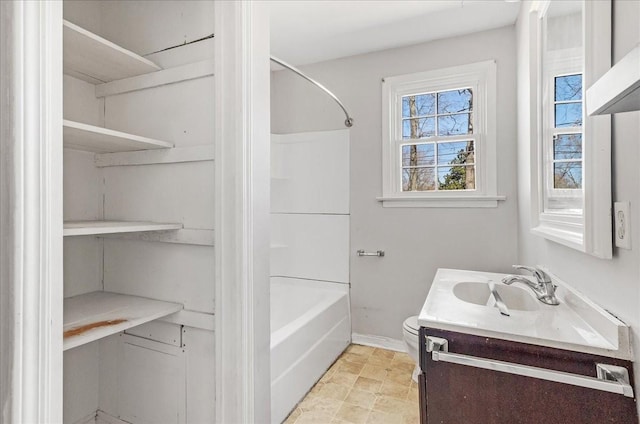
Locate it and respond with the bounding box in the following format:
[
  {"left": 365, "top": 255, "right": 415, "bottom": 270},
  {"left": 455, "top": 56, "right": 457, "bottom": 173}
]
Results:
[{"left": 418, "top": 327, "right": 639, "bottom": 424}]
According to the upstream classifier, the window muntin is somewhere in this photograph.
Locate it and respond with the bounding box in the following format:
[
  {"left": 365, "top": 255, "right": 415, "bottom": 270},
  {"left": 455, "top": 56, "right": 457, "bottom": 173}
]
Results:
[
  {"left": 551, "top": 74, "right": 583, "bottom": 190},
  {"left": 400, "top": 88, "right": 475, "bottom": 192},
  {"left": 543, "top": 70, "right": 583, "bottom": 213}
]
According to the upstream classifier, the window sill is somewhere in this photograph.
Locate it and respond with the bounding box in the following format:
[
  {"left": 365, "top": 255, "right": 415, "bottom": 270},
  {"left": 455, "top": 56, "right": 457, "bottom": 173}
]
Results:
[{"left": 376, "top": 195, "right": 506, "bottom": 208}]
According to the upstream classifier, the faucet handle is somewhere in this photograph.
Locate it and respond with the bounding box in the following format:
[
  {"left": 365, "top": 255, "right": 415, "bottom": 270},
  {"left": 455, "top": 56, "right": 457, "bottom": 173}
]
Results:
[{"left": 512, "top": 265, "right": 551, "bottom": 283}]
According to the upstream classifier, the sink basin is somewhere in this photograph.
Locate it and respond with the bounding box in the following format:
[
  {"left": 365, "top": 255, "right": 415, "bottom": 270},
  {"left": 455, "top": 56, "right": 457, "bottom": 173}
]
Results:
[
  {"left": 453, "top": 281, "right": 540, "bottom": 312},
  {"left": 419, "top": 269, "right": 633, "bottom": 360}
]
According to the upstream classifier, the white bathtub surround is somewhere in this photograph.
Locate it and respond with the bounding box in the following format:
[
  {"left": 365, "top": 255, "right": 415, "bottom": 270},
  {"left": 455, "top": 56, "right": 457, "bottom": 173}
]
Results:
[
  {"left": 270, "top": 277, "right": 351, "bottom": 424},
  {"left": 351, "top": 333, "right": 407, "bottom": 353},
  {"left": 270, "top": 129, "right": 351, "bottom": 422}
]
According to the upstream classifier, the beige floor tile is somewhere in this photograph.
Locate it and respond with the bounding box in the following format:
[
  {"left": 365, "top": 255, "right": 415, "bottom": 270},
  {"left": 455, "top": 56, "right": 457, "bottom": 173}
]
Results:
[
  {"left": 299, "top": 394, "right": 343, "bottom": 416},
  {"left": 334, "top": 403, "right": 370, "bottom": 424},
  {"left": 341, "top": 352, "right": 370, "bottom": 365},
  {"left": 371, "top": 348, "right": 395, "bottom": 360},
  {"left": 390, "top": 359, "right": 416, "bottom": 373},
  {"left": 406, "top": 386, "right": 419, "bottom": 404},
  {"left": 339, "top": 361, "right": 365, "bottom": 376},
  {"left": 317, "top": 382, "right": 350, "bottom": 402},
  {"left": 344, "top": 388, "right": 377, "bottom": 409},
  {"left": 360, "top": 364, "right": 388, "bottom": 381},
  {"left": 295, "top": 410, "right": 336, "bottom": 424},
  {"left": 284, "top": 407, "right": 302, "bottom": 424},
  {"left": 385, "top": 369, "right": 412, "bottom": 386},
  {"left": 320, "top": 367, "right": 337, "bottom": 383},
  {"left": 353, "top": 376, "right": 382, "bottom": 393},
  {"left": 378, "top": 380, "right": 410, "bottom": 400},
  {"left": 392, "top": 352, "right": 414, "bottom": 363},
  {"left": 293, "top": 346, "right": 421, "bottom": 424},
  {"left": 310, "top": 382, "right": 325, "bottom": 395},
  {"left": 347, "top": 344, "right": 375, "bottom": 356},
  {"left": 372, "top": 395, "right": 414, "bottom": 415},
  {"left": 365, "top": 354, "right": 393, "bottom": 368},
  {"left": 326, "top": 371, "right": 358, "bottom": 388},
  {"left": 403, "top": 414, "right": 420, "bottom": 424},
  {"left": 366, "top": 410, "right": 405, "bottom": 424}
]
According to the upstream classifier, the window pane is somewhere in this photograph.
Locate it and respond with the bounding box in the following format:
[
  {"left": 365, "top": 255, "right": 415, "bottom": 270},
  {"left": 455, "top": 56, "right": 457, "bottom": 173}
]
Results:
[
  {"left": 402, "top": 94, "right": 435, "bottom": 118},
  {"left": 437, "top": 166, "right": 475, "bottom": 190},
  {"left": 555, "top": 74, "right": 582, "bottom": 102},
  {"left": 555, "top": 103, "right": 582, "bottom": 127},
  {"left": 402, "top": 144, "right": 435, "bottom": 166},
  {"left": 402, "top": 167, "right": 436, "bottom": 191},
  {"left": 437, "top": 89, "right": 472, "bottom": 114},
  {"left": 554, "top": 162, "right": 582, "bottom": 189},
  {"left": 437, "top": 141, "right": 474, "bottom": 165},
  {"left": 554, "top": 134, "right": 582, "bottom": 160},
  {"left": 403, "top": 117, "right": 435, "bottom": 139},
  {"left": 437, "top": 113, "right": 472, "bottom": 136}
]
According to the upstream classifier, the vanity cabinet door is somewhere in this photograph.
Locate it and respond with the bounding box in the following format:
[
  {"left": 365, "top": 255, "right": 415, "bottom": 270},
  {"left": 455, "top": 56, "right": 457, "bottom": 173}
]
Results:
[{"left": 418, "top": 327, "right": 639, "bottom": 424}]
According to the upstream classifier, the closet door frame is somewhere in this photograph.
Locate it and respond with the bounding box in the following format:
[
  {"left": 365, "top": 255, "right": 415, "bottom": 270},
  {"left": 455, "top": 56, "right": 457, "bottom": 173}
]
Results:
[
  {"left": 214, "top": 1, "right": 272, "bottom": 423},
  {"left": 0, "top": 1, "right": 64, "bottom": 423}
]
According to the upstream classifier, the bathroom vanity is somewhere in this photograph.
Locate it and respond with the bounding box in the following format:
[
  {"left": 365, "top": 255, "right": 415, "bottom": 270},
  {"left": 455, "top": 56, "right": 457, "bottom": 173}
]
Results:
[{"left": 418, "top": 269, "right": 639, "bottom": 424}]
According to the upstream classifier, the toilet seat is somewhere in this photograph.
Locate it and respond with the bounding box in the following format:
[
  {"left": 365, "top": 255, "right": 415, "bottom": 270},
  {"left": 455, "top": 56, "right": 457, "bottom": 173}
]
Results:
[{"left": 403, "top": 315, "right": 420, "bottom": 336}]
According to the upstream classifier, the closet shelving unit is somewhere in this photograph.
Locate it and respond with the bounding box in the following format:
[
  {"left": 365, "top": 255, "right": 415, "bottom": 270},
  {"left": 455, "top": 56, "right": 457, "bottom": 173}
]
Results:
[
  {"left": 63, "top": 20, "right": 161, "bottom": 84},
  {"left": 63, "top": 292, "right": 182, "bottom": 351},
  {"left": 63, "top": 120, "right": 174, "bottom": 153},
  {"left": 63, "top": 20, "right": 184, "bottom": 350}
]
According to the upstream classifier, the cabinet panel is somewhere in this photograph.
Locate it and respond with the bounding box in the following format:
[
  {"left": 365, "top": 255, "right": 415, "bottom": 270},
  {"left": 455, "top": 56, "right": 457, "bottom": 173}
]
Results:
[
  {"left": 420, "top": 327, "right": 639, "bottom": 424},
  {"left": 117, "top": 335, "right": 186, "bottom": 424}
]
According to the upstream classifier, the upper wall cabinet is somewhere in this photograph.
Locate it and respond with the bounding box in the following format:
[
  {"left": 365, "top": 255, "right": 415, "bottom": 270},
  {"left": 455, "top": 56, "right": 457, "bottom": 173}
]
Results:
[
  {"left": 530, "top": 0, "right": 613, "bottom": 258},
  {"left": 587, "top": 43, "right": 640, "bottom": 115}
]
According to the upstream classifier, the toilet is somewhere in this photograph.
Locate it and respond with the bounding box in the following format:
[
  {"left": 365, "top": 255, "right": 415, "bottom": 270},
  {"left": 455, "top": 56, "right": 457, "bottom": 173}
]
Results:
[{"left": 402, "top": 315, "right": 421, "bottom": 382}]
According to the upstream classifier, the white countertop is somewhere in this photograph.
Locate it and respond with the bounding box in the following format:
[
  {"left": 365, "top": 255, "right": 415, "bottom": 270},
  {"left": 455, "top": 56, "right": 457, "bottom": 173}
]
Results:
[{"left": 418, "top": 268, "right": 632, "bottom": 360}]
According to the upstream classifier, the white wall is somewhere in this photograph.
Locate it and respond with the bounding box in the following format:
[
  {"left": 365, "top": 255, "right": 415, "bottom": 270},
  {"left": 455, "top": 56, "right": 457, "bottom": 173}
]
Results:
[
  {"left": 271, "top": 25, "right": 519, "bottom": 341},
  {"left": 516, "top": 0, "right": 640, "bottom": 409}
]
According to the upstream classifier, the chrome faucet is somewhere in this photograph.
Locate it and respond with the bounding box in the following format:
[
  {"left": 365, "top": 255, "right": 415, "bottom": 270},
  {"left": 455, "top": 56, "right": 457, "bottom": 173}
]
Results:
[{"left": 501, "top": 265, "right": 559, "bottom": 305}]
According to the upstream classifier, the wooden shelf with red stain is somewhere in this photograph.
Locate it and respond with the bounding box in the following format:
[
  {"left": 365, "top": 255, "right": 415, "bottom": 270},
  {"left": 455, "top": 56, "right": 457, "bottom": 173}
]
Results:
[{"left": 63, "top": 291, "right": 183, "bottom": 351}]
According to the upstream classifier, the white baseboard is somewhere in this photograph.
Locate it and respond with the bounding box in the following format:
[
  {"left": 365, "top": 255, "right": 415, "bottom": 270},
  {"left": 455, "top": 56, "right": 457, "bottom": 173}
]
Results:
[
  {"left": 96, "top": 411, "right": 129, "bottom": 424},
  {"left": 351, "top": 333, "right": 406, "bottom": 352}
]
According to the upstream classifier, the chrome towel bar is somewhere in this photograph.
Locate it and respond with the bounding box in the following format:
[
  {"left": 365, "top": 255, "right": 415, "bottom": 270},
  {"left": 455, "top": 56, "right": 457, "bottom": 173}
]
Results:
[
  {"left": 357, "top": 250, "right": 385, "bottom": 257},
  {"left": 426, "top": 336, "right": 634, "bottom": 398}
]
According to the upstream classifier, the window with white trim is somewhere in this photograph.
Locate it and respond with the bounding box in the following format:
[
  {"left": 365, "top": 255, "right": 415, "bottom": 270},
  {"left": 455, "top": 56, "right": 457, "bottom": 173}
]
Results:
[
  {"left": 380, "top": 61, "right": 501, "bottom": 208},
  {"left": 542, "top": 54, "right": 583, "bottom": 214}
]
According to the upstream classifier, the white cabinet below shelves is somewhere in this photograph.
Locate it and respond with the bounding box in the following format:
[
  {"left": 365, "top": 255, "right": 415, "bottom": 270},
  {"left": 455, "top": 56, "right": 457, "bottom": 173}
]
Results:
[{"left": 64, "top": 291, "right": 183, "bottom": 351}]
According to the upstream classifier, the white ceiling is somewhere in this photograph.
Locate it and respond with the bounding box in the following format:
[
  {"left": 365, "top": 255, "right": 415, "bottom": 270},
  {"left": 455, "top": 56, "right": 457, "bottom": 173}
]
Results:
[{"left": 269, "top": 0, "right": 521, "bottom": 66}]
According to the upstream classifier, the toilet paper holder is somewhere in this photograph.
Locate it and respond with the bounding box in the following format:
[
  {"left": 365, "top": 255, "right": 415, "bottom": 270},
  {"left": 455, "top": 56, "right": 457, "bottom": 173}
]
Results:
[{"left": 357, "top": 250, "right": 385, "bottom": 257}]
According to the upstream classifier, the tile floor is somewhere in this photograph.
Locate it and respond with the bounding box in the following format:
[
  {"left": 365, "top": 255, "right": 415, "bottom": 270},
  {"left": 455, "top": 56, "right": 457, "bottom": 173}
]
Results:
[{"left": 283, "top": 344, "right": 420, "bottom": 424}]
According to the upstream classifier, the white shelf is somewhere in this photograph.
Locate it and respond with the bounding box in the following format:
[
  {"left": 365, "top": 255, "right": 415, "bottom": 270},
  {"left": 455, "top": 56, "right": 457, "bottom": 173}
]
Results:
[
  {"left": 63, "top": 20, "right": 161, "bottom": 84},
  {"left": 64, "top": 291, "right": 183, "bottom": 351},
  {"left": 63, "top": 120, "right": 173, "bottom": 153},
  {"left": 587, "top": 43, "right": 640, "bottom": 115},
  {"left": 64, "top": 221, "right": 183, "bottom": 237}
]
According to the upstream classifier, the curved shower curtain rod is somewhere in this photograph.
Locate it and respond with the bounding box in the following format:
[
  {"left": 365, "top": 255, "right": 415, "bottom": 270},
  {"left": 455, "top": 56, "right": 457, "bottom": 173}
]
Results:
[{"left": 270, "top": 56, "right": 354, "bottom": 128}]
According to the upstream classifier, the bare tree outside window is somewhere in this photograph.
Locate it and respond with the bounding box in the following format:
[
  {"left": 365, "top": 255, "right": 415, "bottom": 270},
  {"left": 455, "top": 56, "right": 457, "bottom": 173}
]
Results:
[{"left": 401, "top": 88, "right": 475, "bottom": 191}]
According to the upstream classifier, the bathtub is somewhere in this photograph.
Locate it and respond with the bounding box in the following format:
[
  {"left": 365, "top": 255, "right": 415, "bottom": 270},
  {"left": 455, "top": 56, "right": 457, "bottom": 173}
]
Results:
[{"left": 270, "top": 277, "right": 351, "bottom": 423}]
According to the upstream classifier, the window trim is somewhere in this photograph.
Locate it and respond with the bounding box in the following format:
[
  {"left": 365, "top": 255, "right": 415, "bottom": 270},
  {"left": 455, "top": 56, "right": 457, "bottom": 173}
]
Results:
[{"left": 379, "top": 60, "right": 503, "bottom": 208}]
